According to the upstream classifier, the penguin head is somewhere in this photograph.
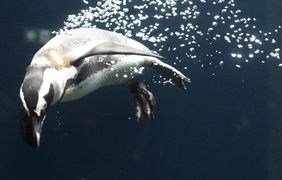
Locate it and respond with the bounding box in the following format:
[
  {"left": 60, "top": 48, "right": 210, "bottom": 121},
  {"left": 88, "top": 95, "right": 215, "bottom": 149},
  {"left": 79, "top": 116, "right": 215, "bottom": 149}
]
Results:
[{"left": 19, "top": 65, "right": 55, "bottom": 148}]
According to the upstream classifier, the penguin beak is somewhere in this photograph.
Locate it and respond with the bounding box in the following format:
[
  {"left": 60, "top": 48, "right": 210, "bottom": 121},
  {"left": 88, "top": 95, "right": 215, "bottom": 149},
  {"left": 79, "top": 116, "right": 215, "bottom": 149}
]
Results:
[{"left": 20, "top": 106, "right": 45, "bottom": 149}]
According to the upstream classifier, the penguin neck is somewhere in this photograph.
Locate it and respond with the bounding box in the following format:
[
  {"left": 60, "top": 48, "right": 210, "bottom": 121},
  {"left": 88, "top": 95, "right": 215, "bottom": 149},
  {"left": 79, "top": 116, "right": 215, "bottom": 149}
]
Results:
[{"left": 40, "top": 66, "right": 77, "bottom": 105}]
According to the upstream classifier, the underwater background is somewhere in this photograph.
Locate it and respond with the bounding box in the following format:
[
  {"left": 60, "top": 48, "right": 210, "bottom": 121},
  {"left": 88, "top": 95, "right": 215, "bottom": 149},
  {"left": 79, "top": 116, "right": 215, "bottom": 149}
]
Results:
[{"left": 0, "top": 0, "right": 282, "bottom": 179}]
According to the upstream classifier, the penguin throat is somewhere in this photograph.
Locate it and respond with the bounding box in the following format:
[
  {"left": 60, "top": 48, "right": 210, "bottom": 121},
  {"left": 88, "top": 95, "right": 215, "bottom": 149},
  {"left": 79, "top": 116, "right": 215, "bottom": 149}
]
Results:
[{"left": 41, "top": 67, "right": 77, "bottom": 105}]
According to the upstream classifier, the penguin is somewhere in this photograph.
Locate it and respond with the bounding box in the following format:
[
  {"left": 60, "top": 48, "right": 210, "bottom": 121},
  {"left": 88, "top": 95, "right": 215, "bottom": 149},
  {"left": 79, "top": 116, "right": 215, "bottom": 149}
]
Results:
[{"left": 19, "top": 28, "right": 190, "bottom": 148}]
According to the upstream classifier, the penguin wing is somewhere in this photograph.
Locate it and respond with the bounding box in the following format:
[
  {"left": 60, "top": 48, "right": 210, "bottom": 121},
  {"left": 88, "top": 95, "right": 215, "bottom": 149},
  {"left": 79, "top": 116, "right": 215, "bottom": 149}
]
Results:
[
  {"left": 50, "top": 28, "right": 163, "bottom": 64},
  {"left": 65, "top": 39, "right": 163, "bottom": 63}
]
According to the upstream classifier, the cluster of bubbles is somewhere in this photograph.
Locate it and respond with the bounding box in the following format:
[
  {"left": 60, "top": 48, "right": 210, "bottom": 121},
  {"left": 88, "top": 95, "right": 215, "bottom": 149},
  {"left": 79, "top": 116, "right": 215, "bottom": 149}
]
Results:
[
  {"left": 53, "top": 110, "right": 69, "bottom": 138},
  {"left": 56, "top": 0, "right": 281, "bottom": 79}
]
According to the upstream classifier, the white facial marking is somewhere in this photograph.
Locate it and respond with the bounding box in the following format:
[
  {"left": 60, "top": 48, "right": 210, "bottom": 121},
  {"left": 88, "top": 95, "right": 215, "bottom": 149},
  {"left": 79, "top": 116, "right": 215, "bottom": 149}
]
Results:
[
  {"left": 35, "top": 66, "right": 77, "bottom": 114},
  {"left": 35, "top": 85, "right": 48, "bottom": 117},
  {"left": 20, "top": 85, "right": 30, "bottom": 116}
]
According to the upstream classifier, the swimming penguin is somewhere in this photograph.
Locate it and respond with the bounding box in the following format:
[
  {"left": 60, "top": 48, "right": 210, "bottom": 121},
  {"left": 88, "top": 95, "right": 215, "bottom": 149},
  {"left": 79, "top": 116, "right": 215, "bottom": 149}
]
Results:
[{"left": 19, "top": 28, "right": 190, "bottom": 148}]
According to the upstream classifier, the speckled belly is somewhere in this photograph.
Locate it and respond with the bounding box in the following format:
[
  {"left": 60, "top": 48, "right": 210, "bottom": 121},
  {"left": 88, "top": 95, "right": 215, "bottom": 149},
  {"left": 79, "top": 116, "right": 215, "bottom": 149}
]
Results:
[{"left": 61, "top": 55, "right": 148, "bottom": 102}]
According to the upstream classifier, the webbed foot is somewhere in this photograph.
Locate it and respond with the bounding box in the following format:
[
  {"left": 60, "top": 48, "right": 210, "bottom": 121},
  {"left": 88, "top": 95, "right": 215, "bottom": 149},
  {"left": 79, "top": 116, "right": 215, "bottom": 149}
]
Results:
[{"left": 129, "top": 81, "right": 156, "bottom": 122}]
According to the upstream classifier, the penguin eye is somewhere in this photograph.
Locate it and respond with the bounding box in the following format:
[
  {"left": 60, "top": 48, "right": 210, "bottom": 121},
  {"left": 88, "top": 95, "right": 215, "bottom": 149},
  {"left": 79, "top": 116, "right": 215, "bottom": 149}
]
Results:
[
  {"left": 41, "top": 103, "right": 47, "bottom": 115},
  {"left": 43, "top": 102, "right": 47, "bottom": 109}
]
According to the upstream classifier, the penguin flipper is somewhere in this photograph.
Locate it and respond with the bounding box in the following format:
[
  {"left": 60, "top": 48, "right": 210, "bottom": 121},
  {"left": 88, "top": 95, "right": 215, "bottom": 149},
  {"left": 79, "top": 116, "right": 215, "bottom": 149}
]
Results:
[
  {"left": 35, "top": 28, "right": 163, "bottom": 66},
  {"left": 61, "top": 29, "right": 163, "bottom": 64},
  {"left": 86, "top": 41, "right": 162, "bottom": 58},
  {"left": 129, "top": 81, "right": 156, "bottom": 122},
  {"left": 65, "top": 40, "right": 163, "bottom": 65},
  {"left": 149, "top": 59, "right": 191, "bottom": 89}
]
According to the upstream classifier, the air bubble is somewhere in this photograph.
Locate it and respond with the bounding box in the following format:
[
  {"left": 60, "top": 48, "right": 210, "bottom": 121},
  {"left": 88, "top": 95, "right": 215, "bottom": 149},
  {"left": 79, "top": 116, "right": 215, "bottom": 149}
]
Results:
[{"left": 56, "top": 0, "right": 282, "bottom": 78}]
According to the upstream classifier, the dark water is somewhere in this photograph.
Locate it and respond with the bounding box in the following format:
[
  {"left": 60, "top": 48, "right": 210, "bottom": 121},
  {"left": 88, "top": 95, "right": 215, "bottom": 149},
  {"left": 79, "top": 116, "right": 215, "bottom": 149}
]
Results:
[{"left": 0, "top": 0, "right": 282, "bottom": 179}]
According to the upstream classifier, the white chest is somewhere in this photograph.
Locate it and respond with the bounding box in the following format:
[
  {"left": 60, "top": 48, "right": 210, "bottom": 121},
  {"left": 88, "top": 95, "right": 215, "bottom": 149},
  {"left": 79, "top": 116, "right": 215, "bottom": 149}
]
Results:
[{"left": 61, "top": 55, "right": 148, "bottom": 102}]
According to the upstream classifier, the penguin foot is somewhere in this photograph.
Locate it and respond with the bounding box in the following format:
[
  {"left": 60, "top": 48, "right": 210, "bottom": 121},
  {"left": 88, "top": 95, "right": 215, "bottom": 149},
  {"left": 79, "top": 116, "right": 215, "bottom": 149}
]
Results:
[{"left": 129, "top": 81, "right": 156, "bottom": 122}]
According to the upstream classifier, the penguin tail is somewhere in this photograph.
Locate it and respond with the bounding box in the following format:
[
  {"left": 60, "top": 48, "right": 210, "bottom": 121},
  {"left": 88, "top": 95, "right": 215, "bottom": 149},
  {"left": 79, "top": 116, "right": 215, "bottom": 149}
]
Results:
[{"left": 148, "top": 59, "right": 191, "bottom": 89}]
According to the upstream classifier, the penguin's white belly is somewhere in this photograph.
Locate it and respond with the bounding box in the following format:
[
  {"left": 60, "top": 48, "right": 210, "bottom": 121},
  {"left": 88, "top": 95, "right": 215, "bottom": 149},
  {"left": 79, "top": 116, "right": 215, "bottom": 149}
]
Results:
[{"left": 61, "top": 55, "right": 150, "bottom": 102}]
